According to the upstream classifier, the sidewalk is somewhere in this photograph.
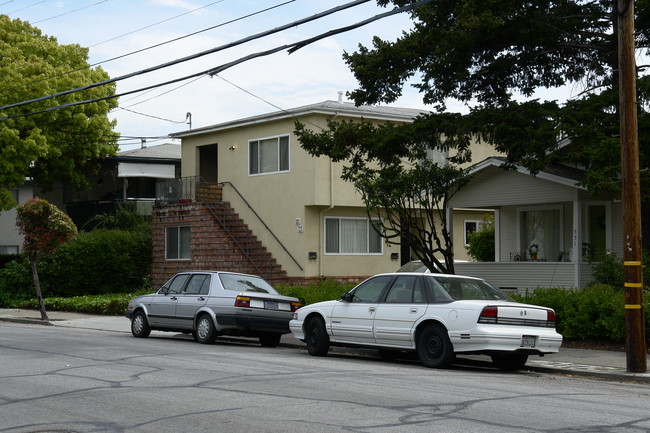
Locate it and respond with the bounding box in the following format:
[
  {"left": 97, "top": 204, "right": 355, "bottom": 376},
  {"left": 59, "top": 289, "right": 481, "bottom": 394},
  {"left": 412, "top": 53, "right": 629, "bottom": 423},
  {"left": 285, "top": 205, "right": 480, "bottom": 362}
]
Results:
[{"left": 1, "top": 308, "right": 649, "bottom": 383}]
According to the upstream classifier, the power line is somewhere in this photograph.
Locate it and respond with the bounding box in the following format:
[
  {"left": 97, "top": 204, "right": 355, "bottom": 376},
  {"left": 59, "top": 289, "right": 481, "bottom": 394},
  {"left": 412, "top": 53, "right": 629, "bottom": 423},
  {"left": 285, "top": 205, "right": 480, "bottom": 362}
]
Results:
[
  {"left": 1, "top": 0, "right": 295, "bottom": 95},
  {"left": 88, "top": 0, "right": 225, "bottom": 48},
  {"left": 1, "top": 0, "right": 431, "bottom": 120},
  {"left": 5, "top": 0, "right": 47, "bottom": 15},
  {"left": 0, "top": 0, "right": 371, "bottom": 111},
  {"left": 32, "top": 0, "right": 109, "bottom": 24}
]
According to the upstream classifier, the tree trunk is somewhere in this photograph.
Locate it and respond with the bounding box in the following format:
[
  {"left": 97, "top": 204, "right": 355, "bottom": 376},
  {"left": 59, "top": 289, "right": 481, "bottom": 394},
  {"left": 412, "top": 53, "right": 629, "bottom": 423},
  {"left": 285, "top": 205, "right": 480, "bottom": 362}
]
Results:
[{"left": 29, "top": 256, "right": 49, "bottom": 321}]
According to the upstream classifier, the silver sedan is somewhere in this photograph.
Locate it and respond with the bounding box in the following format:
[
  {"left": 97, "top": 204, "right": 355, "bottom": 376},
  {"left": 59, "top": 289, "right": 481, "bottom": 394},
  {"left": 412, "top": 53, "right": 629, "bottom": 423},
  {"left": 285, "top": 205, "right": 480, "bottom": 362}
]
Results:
[{"left": 125, "top": 271, "right": 301, "bottom": 347}]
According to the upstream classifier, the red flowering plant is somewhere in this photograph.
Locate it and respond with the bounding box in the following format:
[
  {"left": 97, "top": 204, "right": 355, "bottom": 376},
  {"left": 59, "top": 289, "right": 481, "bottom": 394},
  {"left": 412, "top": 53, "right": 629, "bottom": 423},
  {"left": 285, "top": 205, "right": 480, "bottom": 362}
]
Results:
[{"left": 16, "top": 198, "right": 77, "bottom": 320}]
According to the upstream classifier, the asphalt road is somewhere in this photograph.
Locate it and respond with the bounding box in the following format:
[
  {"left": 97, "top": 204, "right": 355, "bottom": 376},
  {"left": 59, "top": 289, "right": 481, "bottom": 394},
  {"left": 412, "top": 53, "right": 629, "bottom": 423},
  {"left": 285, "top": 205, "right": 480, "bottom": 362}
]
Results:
[{"left": 2, "top": 322, "right": 650, "bottom": 433}]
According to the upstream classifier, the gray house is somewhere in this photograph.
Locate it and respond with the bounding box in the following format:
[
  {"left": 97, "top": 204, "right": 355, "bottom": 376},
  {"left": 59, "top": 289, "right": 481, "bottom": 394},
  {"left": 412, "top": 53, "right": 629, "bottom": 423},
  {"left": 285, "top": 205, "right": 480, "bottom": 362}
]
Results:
[{"left": 451, "top": 157, "right": 620, "bottom": 292}]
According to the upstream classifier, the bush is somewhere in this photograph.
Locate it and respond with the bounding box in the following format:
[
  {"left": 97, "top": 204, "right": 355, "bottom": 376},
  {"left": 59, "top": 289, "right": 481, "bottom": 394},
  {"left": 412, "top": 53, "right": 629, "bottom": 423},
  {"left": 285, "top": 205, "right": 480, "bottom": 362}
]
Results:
[
  {"left": 466, "top": 214, "right": 495, "bottom": 262},
  {"left": 513, "top": 284, "right": 650, "bottom": 343},
  {"left": 0, "top": 228, "right": 152, "bottom": 301},
  {"left": 0, "top": 253, "right": 20, "bottom": 269},
  {"left": 276, "top": 279, "right": 355, "bottom": 306},
  {"left": 11, "top": 290, "right": 153, "bottom": 315},
  {"left": 590, "top": 250, "right": 650, "bottom": 288},
  {"left": 43, "top": 229, "right": 152, "bottom": 296}
]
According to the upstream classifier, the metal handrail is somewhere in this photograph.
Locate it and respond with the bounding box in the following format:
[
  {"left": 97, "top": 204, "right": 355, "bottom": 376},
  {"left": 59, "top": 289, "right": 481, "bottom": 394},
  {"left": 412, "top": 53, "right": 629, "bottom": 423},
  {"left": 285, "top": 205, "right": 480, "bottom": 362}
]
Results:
[{"left": 218, "top": 181, "right": 303, "bottom": 272}]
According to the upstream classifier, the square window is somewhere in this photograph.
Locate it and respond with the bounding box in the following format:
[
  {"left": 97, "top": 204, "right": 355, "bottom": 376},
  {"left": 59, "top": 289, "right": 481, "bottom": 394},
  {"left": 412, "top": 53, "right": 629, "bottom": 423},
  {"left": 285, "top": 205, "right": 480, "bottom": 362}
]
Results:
[
  {"left": 249, "top": 135, "right": 289, "bottom": 175},
  {"left": 325, "top": 217, "right": 382, "bottom": 255}
]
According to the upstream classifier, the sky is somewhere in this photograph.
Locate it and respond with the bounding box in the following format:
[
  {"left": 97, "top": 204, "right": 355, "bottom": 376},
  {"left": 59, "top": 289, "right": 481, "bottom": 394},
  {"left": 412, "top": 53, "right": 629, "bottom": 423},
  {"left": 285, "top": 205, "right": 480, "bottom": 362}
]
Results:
[{"left": 2, "top": 0, "right": 436, "bottom": 150}]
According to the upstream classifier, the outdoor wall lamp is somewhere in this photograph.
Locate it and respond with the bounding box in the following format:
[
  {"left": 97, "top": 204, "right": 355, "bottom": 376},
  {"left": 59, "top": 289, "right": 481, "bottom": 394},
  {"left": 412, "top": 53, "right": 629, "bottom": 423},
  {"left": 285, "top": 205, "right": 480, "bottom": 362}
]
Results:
[
  {"left": 391, "top": 253, "right": 399, "bottom": 261},
  {"left": 308, "top": 251, "right": 318, "bottom": 261},
  {"left": 229, "top": 145, "right": 237, "bottom": 151}
]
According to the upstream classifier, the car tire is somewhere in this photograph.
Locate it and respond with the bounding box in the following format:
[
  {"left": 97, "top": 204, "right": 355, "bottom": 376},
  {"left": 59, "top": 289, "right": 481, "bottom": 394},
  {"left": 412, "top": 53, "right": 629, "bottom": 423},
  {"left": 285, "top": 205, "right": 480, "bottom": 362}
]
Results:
[
  {"left": 417, "top": 324, "right": 454, "bottom": 368},
  {"left": 306, "top": 316, "right": 330, "bottom": 356},
  {"left": 259, "top": 333, "right": 282, "bottom": 348},
  {"left": 491, "top": 352, "right": 529, "bottom": 371},
  {"left": 131, "top": 310, "right": 151, "bottom": 338},
  {"left": 195, "top": 314, "right": 216, "bottom": 344}
]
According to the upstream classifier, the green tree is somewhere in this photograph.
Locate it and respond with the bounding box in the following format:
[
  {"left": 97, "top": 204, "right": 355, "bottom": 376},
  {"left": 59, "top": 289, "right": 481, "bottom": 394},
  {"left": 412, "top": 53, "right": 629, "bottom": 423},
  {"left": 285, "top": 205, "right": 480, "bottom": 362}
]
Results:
[
  {"left": 466, "top": 214, "right": 495, "bottom": 262},
  {"left": 295, "top": 119, "right": 470, "bottom": 274},
  {"left": 0, "top": 15, "right": 119, "bottom": 211},
  {"left": 16, "top": 197, "right": 77, "bottom": 320},
  {"left": 342, "top": 0, "right": 650, "bottom": 246}
]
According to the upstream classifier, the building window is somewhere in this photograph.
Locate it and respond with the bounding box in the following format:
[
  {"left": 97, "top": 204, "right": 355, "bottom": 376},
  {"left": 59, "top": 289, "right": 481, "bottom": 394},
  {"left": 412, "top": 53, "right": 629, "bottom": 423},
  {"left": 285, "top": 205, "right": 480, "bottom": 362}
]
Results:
[
  {"left": 249, "top": 135, "right": 289, "bottom": 175},
  {"left": 0, "top": 246, "right": 19, "bottom": 254},
  {"left": 519, "top": 206, "right": 562, "bottom": 261},
  {"left": 166, "top": 226, "right": 190, "bottom": 260},
  {"left": 325, "top": 217, "right": 382, "bottom": 255},
  {"left": 464, "top": 220, "right": 479, "bottom": 246}
]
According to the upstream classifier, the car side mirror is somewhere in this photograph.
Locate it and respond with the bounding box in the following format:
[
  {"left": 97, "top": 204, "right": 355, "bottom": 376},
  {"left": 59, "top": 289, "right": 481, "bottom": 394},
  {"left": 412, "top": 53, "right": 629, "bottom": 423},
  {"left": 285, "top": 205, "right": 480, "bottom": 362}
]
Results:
[{"left": 340, "top": 292, "right": 354, "bottom": 302}]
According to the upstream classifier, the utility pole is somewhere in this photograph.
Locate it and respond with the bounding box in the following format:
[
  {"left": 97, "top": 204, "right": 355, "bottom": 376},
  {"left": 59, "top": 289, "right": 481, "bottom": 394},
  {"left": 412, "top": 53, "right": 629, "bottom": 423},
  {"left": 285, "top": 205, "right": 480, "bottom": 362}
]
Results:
[{"left": 617, "top": 0, "right": 647, "bottom": 373}]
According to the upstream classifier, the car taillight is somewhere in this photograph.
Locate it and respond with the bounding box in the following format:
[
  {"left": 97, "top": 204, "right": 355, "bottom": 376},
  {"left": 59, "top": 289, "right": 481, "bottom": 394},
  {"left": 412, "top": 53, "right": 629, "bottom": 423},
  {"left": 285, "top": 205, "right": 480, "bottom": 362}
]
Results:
[
  {"left": 478, "top": 306, "right": 498, "bottom": 324},
  {"left": 235, "top": 296, "right": 251, "bottom": 308},
  {"left": 547, "top": 310, "right": 556, "bottom": 327},
  {"left": 291, "top": 302, "right": 301, "bottom": 312}
]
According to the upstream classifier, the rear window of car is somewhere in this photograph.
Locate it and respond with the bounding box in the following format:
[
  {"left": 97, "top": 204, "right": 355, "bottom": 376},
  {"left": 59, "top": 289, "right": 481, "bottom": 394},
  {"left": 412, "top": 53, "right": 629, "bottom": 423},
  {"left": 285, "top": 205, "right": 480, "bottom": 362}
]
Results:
[
  {"left": 219, "top": 273, "right": 279, "bottom": 294},
  {"left": 427, "top": 276, "right": 512, "bottom": 301}
]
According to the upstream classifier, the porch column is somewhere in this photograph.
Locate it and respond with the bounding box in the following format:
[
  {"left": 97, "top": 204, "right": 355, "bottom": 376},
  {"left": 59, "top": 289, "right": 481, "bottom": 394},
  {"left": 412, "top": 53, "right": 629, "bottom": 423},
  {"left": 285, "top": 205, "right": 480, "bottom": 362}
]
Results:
[
  {"left": 572, "top": 195, "right": 582, "bottom": 288},
  {"left": 494, "top": 208, "right": 501, "bottom": 262}
]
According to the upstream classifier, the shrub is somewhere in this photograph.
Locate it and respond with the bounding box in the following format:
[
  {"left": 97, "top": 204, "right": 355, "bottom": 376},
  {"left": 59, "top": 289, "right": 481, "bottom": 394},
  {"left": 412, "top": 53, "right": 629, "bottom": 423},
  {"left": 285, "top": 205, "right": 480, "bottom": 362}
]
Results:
[
  {"left": 512, "top": 284, "right": 650, "bottom": 343},
  {"left": 0, "top": 255, "right": 36, "bottom": 306},
  {"left": 42, "top": 229, "right": 152, "bottom": 296},
  {"left": 0, "top": 229, "right": 152, "bottom": 300},
  {"left": 466, "top": 214, "right": 495, "bottom": 262},
  {"left": 589, "top": 250, "right": 650, "bottom": 289},
  {"left": 0, "top": 253, "right": 20, "bottom": 269},
  {"left": 276, "top": 279, "right": 355, "bottom": 306}
]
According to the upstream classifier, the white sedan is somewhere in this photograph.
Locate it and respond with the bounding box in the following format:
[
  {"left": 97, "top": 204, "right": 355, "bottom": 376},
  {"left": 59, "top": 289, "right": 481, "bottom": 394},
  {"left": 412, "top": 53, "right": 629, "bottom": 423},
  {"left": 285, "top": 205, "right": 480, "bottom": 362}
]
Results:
[{"left": 290, "top": 273, "right": 562, "bottom": 370}]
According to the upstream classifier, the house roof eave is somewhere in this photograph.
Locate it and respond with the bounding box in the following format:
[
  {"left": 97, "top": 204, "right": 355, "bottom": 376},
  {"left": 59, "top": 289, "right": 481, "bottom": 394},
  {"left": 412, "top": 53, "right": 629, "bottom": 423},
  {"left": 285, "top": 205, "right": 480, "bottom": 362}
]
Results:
[
  {"left": 468, "top": 157, "right": 587, "bottom": 190},
  {"left": 169, "top": 100, "right": 429, "bottom": 139}
]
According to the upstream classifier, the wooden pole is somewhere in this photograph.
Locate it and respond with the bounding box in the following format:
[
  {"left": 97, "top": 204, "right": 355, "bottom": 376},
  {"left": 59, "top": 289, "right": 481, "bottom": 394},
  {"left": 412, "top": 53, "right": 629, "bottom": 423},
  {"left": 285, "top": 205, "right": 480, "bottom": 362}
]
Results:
[{"left": 618, "top": 0, "right": 647, "bottom": 373}]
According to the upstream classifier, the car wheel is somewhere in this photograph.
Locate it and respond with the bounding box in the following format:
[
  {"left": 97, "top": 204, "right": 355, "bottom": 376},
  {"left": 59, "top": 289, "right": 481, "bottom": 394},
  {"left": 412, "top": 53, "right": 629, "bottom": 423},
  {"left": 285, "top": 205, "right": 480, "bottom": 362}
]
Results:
[
  {"left": 131, "top": 310, "right": 151, "bottom": 338},
  {"left": 417, "top": 324, "right": 454, "bottom": 368},
  {"left": 259, "top": 333, "right": 282, "bottom": 348},
  {"left": 195, "top": 314, "right": 216, "bottom": 344},
  {"left": 306, "top": 316, "right": 330, "bottom": 356},
  {"left": 491, "top": 353, "right": 529, "bottom": 371}
]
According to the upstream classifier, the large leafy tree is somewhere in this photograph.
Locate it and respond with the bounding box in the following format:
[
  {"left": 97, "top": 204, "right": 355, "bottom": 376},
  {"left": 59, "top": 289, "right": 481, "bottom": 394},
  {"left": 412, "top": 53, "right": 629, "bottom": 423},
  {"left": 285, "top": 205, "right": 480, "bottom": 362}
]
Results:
[
  {"left": 341, "top": 0, "right": 650, "bottom": 245},
  {"left": 295, "top": 119, "right": 470, "bottom": 274},
  {"left": 0, "top": 15, "right": 119, "bottom": 211},
  {"left": 16, "top": 197, "right": 77, "bottom": 321}
]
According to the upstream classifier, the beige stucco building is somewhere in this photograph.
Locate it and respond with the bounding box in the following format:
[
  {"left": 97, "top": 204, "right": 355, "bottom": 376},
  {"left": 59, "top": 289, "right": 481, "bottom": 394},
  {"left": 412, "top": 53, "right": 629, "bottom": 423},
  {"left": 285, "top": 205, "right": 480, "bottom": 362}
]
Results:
[{"left": 169, "top": 101, "right": 438, "bottom": 280}]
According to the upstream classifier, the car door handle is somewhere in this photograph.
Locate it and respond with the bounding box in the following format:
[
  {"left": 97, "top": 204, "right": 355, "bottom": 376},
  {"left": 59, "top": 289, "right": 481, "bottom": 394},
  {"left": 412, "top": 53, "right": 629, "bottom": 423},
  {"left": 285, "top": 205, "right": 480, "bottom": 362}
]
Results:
[
  {"left": 198, "top": 297, "right": 205, "bottom": 301},
  {"left": 171, "top": 296, "right": 178, "bottom": 301},
  {"left": 410, "top": 308, "right": 418, "bottom": 313},
  {"left": 368, "top": 307, "right": 376, "bottom": 313}
]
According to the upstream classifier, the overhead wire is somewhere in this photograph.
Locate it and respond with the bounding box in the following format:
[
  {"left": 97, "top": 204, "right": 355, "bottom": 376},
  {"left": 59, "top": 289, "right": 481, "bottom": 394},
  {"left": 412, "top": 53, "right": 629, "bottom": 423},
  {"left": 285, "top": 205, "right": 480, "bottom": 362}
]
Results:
[
  {"left": 88, "top": 0, "right": 225, "bottom": 48},
  {"left": 0, "top": 0, "right": 432, "bottom": 122},
  {"left": 32, "top": 0, "right": 108, "bottom": 24},
  {"left": 4, "top": 0, "right": 47, "bottom": 15},
  {"left": 1, "top": 0, "right": 295, "bottom": 95},
  {"left": 0, "top": 0, "right": 372, "bottom": 112}
]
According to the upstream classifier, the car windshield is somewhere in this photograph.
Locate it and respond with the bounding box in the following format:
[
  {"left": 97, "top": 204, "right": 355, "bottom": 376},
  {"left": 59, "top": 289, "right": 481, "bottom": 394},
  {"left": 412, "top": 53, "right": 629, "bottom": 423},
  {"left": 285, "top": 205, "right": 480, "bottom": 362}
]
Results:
[
  {"left": 428, "top": 275, "right": 512, "bottom": 301},
  {"left": 219, "top": 273, "right": 278, "bottom": 294}
]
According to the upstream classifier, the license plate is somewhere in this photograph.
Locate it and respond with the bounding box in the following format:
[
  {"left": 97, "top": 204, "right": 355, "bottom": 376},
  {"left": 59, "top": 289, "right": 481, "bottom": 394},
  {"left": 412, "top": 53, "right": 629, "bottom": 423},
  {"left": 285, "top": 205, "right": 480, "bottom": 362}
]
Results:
[
  {"left": 520, "top": 335, "right": 536, "bottom": 348},
  {"left": 264, "top": 301, "right": 278, "bottom": 310}
]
